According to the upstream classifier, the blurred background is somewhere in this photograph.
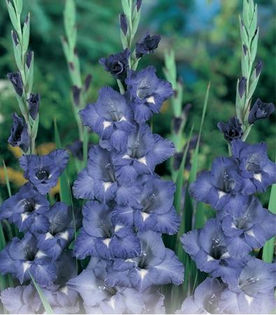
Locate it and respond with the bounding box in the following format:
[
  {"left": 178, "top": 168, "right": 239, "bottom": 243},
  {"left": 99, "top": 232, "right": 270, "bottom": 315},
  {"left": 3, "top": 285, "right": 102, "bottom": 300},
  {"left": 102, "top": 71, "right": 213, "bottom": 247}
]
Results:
[{"left": 0, "top": 0, "right": 275, "bottom": 202}]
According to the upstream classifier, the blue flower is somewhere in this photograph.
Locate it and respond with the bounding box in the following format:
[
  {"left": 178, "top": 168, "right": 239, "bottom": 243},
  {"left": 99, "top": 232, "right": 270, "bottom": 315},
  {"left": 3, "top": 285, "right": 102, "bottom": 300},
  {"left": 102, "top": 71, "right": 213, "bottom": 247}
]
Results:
[
  {"left": 36, "top": 202, "right": 74, "bottom": 259},
  {"left": 113, "top": 125, "right": 175, "bottom": 184},
  {"left": 126, "top": 66, "right": 173, "bottom": 123},
  {"left": 73, "top": 200, "right": 141, "bottom": 260},
  {"left": 135, "top": 34, "right": 161, "bottom": 58},
  {"left": 0, "top": 285, "right": 42, "bottom": 314},
  {"left": 8, "top": 113, "right": 30, "bottom": 152},
  {"left": 0, "top": 183, "right": 50, "bottom": 233},
  {"left": 7, "top": 71, "right": 23, "bottom": 96},
  {"left": 217, "top": 116, "right": 243, "bottom": 142},
  {"left": 20, "top": 149, "right": 69, "bottom": 195},
  {"left": 190, "top": 157, "right": 253, "bottom": 210},
  {"left": 80, "top": 87, "right": 134, "bottom": 152},
  {"left": 73, "top": 145, "right": 118, "bottom": 201},
  {"left": 0, "top": 233, "right": 56, "bottom": 286},
  {"left": 178, "top": 278, "right": 226, "bottom": 314},
  {"left": 218, "top": 195, "right": 276, "bottom": 249},
  {"left": 68, "top": 257, "right": 165, "bottom": 314},
  {"left": 99, "top": 49, "right": 130, "bottom": 80},
  {"left": 232, "top": 140, "right": 276, "bottom": 193},
  {"left": 248, "top": 98, "right": 275, "bottom": 124},
  {"left": 106, "top": 231, "right": 184, "bottom": 291},
  {"left": 27, "top": 93, "right": 40, "bottom": 120},
  {"left": 181, "top": 219, "right": 250, "bottom": 284},
  {"left": 113, "top": 175, "right": 180, "bottom": 234}
]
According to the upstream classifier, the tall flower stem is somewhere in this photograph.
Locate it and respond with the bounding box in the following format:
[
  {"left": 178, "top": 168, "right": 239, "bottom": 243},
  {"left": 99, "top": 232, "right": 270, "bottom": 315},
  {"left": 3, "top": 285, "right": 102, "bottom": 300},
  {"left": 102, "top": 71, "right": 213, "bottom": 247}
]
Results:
[
  {"left": 6, "top": 0, "right": 38, "bottom": 154},
  {"left": 235, "top": 0, "right": 260, "bottom": 141},
  {"left": 62, "top": 0, "right": 92, "bottom": 167},
  {"left": 120, "top": 0, "right": 141, "bottom": 71}
]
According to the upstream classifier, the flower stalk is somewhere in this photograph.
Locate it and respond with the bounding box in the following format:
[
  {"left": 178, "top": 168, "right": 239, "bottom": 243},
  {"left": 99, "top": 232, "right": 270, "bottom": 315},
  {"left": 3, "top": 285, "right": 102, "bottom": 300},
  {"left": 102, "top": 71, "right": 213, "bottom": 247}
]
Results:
[
  {"left": 6, "top": 0, "right": 38, "bottom": 154},
  {"left": 62, "top": 0, "right": 91, "bottom": 167}
]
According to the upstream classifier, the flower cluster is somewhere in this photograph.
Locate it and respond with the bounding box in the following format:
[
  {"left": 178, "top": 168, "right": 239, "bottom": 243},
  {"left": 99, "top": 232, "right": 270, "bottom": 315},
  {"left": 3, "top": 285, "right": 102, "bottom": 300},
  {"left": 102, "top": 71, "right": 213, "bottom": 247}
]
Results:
[
  {"left": 72, "top": 47, "right": 184, "bottom": 311},
  {"left": 0, "top": 150, "right": 81, "bottom": 313},
  {"left": 180, "top": 138, "right": 276, "bottom": 313}
]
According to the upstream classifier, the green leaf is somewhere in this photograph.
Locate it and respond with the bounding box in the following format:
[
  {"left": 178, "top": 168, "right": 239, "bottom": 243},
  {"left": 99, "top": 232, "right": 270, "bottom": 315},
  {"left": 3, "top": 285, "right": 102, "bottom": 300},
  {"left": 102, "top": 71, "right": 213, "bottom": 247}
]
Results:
[
  {"left": 54, "top": 120, "right": 72, "bottom": 205},
  {"left": 11, "top": 30, "right": 23, "bottom": 70},
  {"left": 174, "top": 125, "right": 194, "bottom": 215},
  {"left": 6, "top": 0, "right": 20, "bottom": 34},
  {"left": 121, "top": 0, "right": 131, "bottom": 19},
  {"left": 189, "top": 82, "right": 210, "bottom": 184},
  {"left": 250, "top": 27, "right": 259, "bottom": 62},
  {"left": 22, "top": 13, "right": 30, "bottom": 54},
  {"left": 14, "top": 0, "right": 23, "bottom": 15},
  {"left": 64, "top": 0, "right": 76, "bottom": 47},
  {"left": 29, "top": 273, "right": 53, "bottom": 314},
  {"left": 262, "top": 157, "right": 276, "bottom": 263}
]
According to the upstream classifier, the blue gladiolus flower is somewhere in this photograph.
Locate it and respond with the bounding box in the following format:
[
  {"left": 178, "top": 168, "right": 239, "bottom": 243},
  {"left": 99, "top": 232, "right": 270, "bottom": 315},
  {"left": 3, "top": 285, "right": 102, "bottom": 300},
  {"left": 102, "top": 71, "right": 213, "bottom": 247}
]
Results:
[
  {"left": 19, "top": 149, "right": 69, "bottom": 195},
  {"left": 0, "top": 183, "right": 49, "bottom": 233},
  {"left": 232, "top": 140, "right": 276, "bottom": 193},
  {"left": 126, "top": 66, "right": 173, "bottom": 123},
  {"left": 80, "top": 87, "right": 135, "bottom": 152},
  {"left": 0, "top": 233, "right": 56, "bottom": 286},
  {"left": 106, "top": 231, "right": 184, "bottom": 291}
]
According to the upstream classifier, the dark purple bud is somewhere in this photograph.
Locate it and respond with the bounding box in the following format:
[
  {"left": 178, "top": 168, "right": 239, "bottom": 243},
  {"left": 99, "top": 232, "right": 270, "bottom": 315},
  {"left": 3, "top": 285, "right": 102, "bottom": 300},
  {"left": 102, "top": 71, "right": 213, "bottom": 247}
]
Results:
[
  {"left": 12, "top": 30, "right": 19, "bottom": 46},
  {"left": 8, "top": 113, "right": 30, "bottom": 152},
  {"left": 136, "top": 0, "right": 142, "bottom": 11},
  {"left": 7, "top": 72, "right": 23, "bottom": 96},
  {"left": 255, "top": 60, "right": 263, "bottom": 77},
  {"left": 238, "top": 77, "right": 247, "bottom": 98},
  {"left": 99, "top": 49, "right": 130, "bottom": 80},
  {"left": 217, "top": 116, "right": 243, "bottom": 142},
  {"left": 67, "top": 140, "right": 83, "bottom": 160},
  {"left": 248, "top": 98, "right": 275, "bottom": 124},
  {"left": 27, "top": 93, "right": 40, "bottom": 120},
  {"left": 26, "top": 50, "right": 33, "bottom": 68},
  {"left": 84, "top": 74, "right": 92, "bottom": 92},
  {"left": 120, "top": 13, "right": 128, "bottom": 35},
  {"left": 135, "top": 34, "right": 161, "bottom": 58},
  {"left": 72, "top": 85, "right": 82, "bottom": 106},
  {"left": 242, "top": 44, "right": 247, "bottom": 56},
  {"left": 173, "top": 117, "right": 183, "bottom": 134}
]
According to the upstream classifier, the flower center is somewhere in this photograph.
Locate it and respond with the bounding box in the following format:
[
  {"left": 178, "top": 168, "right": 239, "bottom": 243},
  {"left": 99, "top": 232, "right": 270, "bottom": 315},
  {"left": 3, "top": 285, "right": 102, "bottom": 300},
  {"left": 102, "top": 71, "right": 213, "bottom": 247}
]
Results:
[
  {"left": 23, "top": 199, "right": 36, "bottom": 213},
  {"left": 210, "top": 237, "right": 227, "bottom": 260},
  {"left": 36, "top": 169, "right": 49, "bottom": 181}
]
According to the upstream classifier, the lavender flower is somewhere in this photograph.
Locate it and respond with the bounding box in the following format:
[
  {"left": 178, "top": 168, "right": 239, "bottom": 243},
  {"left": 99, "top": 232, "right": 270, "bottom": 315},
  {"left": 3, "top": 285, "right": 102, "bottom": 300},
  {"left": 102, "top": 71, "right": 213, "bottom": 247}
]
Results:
[
  {"left": 80, "top": 87, "right": 134, "bottom": 152},
  {"left": 36, "top": 202, "right": 74, "bottom": 259},
  {"left": 178, "top": 278, "right": 226, "bottom": 314},
  {"left": 113, "top": 175, "right": 180, "bottom": 234},
  {"left": 67, "top": 139, "right": 84, "bottom": 160},
  {"left": 0, "top": 183, "right": 49, "bottom": 233},
  {"left": 217, "top": 116, "right": 243, "bottom": 142},
  {"left": 232, "top": 140, "right": 276, "bottom": 193},
  {"left": 0, "top": 233, "right": 56, "bottom": 286},
  {"left": 20, "top": 149, "right": 69, "bottom": 195},
  {"left": 248, "top": 98, "right": 275, "bottom": 124},
  {"left": 99, "top": 49, "right": 130, "bottom": 80},
  {"left": 113, "top": 125, "right": 175, "bottom": 184},
  {"left": 0, "top": 285, "right": 42, "bottom": 313},
  {"left": 135, "top": 34, "right": 161, "bottom": 58},
  {"left": 126, "top": 66, "right": 173, "bottom": 122},
  {"left": 189, "top": 157, "right": 253, "bottom": 210},
  {"left": 8, "top": 113, "right": 30, "bottom": 152},
  {"left": 218, "top": 195, "right": 276, "bottom": 249},
  {"left": 181, "top": 219, "right": 250, "bottom": 284},
  {"left": 73, "top": 200, "right": 141, "bottom": 260},
  {"left": 106, "top": 231, "right": 184, "bottom": 291}
]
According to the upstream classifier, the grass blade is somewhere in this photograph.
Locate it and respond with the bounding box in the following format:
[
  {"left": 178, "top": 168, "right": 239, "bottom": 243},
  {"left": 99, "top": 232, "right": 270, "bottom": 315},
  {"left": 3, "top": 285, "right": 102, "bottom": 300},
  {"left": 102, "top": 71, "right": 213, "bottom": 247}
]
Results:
[{"left": 29, "top": 273, "right": 53, "bottom": 314}]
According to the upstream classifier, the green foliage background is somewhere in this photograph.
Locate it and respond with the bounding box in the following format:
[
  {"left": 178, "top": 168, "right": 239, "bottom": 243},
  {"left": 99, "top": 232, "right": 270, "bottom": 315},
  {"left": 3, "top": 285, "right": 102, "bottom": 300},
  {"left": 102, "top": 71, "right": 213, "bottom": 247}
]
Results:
[{"left": 0, "top": 0, "right": 275, "bottom": 203}]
